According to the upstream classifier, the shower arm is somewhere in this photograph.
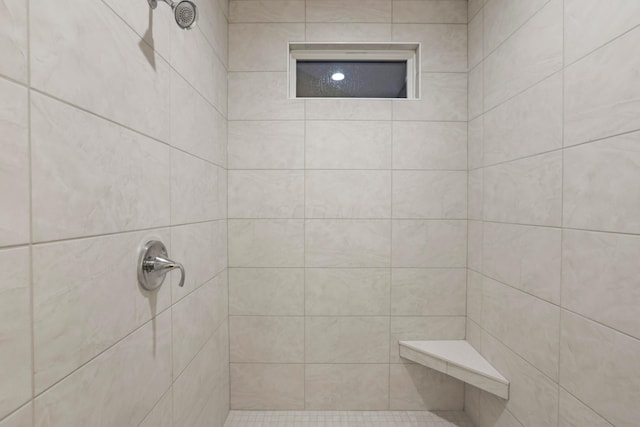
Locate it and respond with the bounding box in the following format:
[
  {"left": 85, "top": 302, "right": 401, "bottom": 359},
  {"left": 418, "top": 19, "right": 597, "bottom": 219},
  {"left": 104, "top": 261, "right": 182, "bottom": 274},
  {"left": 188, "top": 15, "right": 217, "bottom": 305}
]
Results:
[{"left": 147, "top": 0, "right": 176, "bottom": 9}]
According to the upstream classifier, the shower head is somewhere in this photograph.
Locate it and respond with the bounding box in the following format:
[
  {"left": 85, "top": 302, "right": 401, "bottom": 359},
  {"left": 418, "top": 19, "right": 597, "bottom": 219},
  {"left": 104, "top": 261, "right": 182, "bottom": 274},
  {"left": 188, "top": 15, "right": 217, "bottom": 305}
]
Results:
[
  {"left": 148, "top": 0, "right": 198, "bottom": 30},
  {"left": 173, "top": 1, "right": 198, "bottom": 30}
]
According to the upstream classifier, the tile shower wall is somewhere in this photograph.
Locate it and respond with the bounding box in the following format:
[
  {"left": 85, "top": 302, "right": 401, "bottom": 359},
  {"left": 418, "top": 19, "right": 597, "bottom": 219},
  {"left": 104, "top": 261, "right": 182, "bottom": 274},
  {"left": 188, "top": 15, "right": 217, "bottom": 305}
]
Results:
[
  {"left": 227, "top": 0, "right": 468, "bottom": 410},
  {"left": 465, "top": 0, "right": 640, "bottom": 426},
  {"left": 0, "top": 0, "right": 229, "bottom": 426}
]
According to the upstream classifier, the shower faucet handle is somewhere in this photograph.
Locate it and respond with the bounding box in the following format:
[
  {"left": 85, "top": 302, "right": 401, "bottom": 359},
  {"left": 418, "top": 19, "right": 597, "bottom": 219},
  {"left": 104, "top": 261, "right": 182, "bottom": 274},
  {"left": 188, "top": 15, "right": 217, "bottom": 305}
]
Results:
[{"left": 138, "top": 240, "right": 186, "bottom": 291}]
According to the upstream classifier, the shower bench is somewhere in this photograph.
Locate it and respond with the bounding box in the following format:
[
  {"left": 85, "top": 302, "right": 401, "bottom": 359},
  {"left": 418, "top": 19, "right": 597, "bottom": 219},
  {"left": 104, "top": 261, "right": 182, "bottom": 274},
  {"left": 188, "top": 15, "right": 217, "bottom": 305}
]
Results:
[{"left": 399, "top": 340, "right": 509, "bottom": 400}]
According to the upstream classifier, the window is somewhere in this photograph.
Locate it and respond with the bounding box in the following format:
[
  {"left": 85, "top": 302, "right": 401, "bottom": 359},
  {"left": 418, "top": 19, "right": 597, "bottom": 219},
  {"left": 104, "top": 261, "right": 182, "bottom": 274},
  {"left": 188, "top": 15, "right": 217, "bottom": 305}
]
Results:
[{"left": 289, "top": 43, "right": 420, "bottom": 99}]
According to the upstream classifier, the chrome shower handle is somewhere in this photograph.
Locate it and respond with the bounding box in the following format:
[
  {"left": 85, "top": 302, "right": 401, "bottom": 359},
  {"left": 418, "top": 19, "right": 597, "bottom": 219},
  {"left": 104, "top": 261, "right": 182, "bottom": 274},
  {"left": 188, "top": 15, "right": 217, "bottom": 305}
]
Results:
[
  {"left": 138, "top": 240, "right": 186, "bottom": 291},
  {"left": 143, "top": 255, "right": 186, "bottom": 287}
]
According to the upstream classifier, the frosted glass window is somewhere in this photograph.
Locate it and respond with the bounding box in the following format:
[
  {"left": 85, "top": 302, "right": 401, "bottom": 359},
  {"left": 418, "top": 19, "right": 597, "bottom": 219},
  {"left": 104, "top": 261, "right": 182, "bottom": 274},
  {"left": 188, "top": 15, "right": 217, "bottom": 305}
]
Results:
[
  {"left": 288, "top": 43, "right": 420, "bottom": 99},
  {"left": 296, "top": 61, "right": 408, "bottom": 98}
]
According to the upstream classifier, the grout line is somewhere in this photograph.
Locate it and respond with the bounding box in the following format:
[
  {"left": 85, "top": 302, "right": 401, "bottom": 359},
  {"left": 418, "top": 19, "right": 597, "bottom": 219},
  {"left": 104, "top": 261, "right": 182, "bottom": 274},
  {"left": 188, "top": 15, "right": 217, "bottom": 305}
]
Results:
[
  {"left": 26, "top": 0, "right": 36, "bottom": 422},
  {"left": 558, "top": 0, "right": 566, "bottom": 422}
]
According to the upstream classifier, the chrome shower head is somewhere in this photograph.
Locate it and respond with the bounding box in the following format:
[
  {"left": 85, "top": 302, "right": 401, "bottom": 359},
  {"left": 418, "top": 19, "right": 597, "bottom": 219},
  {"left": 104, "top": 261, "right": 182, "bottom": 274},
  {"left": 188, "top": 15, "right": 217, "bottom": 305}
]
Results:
[
  {"left": 148, "top": 0, "right": 198, "bottom": 30},
  {"left": 173, "top": 1, "right": 198, "bottom": 30}
]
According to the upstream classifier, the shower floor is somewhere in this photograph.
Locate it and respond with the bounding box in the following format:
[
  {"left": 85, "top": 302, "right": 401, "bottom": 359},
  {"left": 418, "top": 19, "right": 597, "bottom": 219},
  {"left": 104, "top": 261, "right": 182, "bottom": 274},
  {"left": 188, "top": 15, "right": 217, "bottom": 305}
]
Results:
[{"left": 224, "top": 410, "right": 475, "bottom": 427}]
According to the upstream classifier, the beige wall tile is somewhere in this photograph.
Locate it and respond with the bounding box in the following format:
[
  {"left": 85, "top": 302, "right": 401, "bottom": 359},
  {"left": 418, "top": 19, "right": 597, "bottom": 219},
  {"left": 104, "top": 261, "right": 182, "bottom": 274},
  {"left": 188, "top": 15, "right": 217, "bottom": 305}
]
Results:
[
  {"left": 228, "top": 121, "right": 304, "bottom": 169},
  {"left": 393, "top": 171, "right": 467, "bottom": 219},
  {"left": 306, "top": 220, "right": 391, "bottom": 267},
  {"left": 393, "top": 1, "right": 467, "bottom": 24},
  {"left": 0, "top": 78, "right": 28, "bottom": 247},
  {"left": 306, "top": 268, "right": 391, "bottom": 316},
  {"left": 170, "top": 221, "right": 227, "bottom": 301},
  {"left": 483, "top": 151, "right": 562, "bottom": 227},
  {"left": 389, "top": 364, "right": 464, "bottom": 410},
  {"left": 480, "top": 330, "right": 558, "bottom": 427},
  {"left": 229, "top": 219, "right": 304, "bottom": 267},
  {"left": 392, "top": 121, "right": 467, "bottom": 170},
  {"left": 230, "top": 0, "right": 305, "bottom": 23},
  {"left": 305, "top": 23, "right": 392, "bottom": 42},
  {"left": 483, "top": 222, "right": 562, "bottom": 303},
  {"left": 482, "top": 278, "right": 560, "bottom": 379},
  {"left": 34, "top": 312, "right": 172, "bottom": 427},
  {"left": 484, "top": 0, "right": 549, "bottom": 53},
  {"left": 306, "top": 0, "right": 391, "bottom": 23},
  {"left": 564, "top": 0, "right": 640, "bottom": 64},
  {"left": 230, "top": 364, "right": 304, "bottom": 409},
  {"left": 468, "top": 170, "right": 483, "bottom": 221},
  {"left": 392, "top": 220, "right": 467, "bottom": 267},
  {"left": 564, "top": 27, "right": 640, "bottom": 146},
  {"left": 393, "top": 73, "right": 467, "bottom": 121},
  {"left": 465, "top": 385, "right": 524, "bottom": 427},
  {"left": 171, "top": 149, "right": 226, "bottom": 225},
  {"left": 393, "top": 24, "right": 467, "bottom": 72},
  {"left": 563, "top": 132, "right": 640, "bottom": 234},
  {"left": 562, "top": 230, "right": 640, "bottom": 339},
  {"left": 172, "top": 273, "right": 228, "bottom": 376},
  {"left": 0, "top": 404, "right": 31, "bottom": 427},
  {"left": 139, "top": 392, "right": 172, "bottom": 427},
  {"left": 306, "top": 171, "right": 391, "bottom": 218},
  {"left": 467, "top": 220, "right": 483, "bottom": 272},
  {"left": 102, "top": 0, "right": 171, "bottom": 61},
  {"left": 171, "top": 71, "right": 227, "bottom": 167},
  {"left": 229, "top": 23, "right": 304, "bottom": 71},
  {"left": 230, "top": 316, "right": 304, "bottom": 363},
  {"left": 468, "top": 63, "right": 483, "bottom": 119},
  {"left": 468, "top": 116, "right": 483, "bottom": 170},
  {"left": 306, "top": 365, "right": 389, "bottom": 410},
  {"left": 391, "top": 268, "right": 466, "bottom": 316},
  {"left": 229, "top": 170, "right": 304, "bottom": 218},
  {"left": 466, "top": 270, "right": 483, "bottom": 323},
  {"left": 229, "top": 268, "right": 304, "bottom": 315},
  {"left": 0, "top": 248, "right": 31, "bottom": 420},
  {"left": 32, "top": 230, "right": 171, "bottom": 393},
  {"left": 484, "top": 73, "right": 563, "bottom": 165},
  {"left": 0, "top": 0, "right": 27, "bottom": 82},
  {"left": 558, "top": 389, "right": 613, "bottom": 427},
  {"left": 229, "top": 72, "right": 304, "bottom": 120},
  {"left": 467, "top": 0, "right": 484, "bottom": 22},
  {"left": 306, "top": 121, "right": 391, "bottom": 169},
  {"left": 390, "top": 317, "right": 465, "bottom": 363},
  {"left": 306, "top": 317, "right": 389, "bottom": 363},
  {"left": 484, "top": 0, "right": 563, "bottom": 110},
  {"left": 173, "top": 324, "right": 229, "bottom": 427},
  {"left": 467, "top": 9, "right": 483, "bottom": 69},
  {"left": 305, "top": 99, "right": 391, "bottom": 121},
  {"left": 31, "top": 94, "right": 171, "bottom": 242},
  {"left": 560, "top": 311, "right": 640, "bottom": 427},
  {"left": 30, "top": 0, "right": 171, "bottom": 141},
  {"left": 171, "top": 27, "right": 227, "bottom": 113}
]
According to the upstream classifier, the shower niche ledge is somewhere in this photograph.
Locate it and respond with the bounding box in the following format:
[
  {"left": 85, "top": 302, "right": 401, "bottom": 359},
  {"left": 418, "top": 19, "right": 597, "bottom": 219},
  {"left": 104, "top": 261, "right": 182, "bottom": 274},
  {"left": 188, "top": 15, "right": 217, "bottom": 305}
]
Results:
[{"left": 399, "top": 340, "right": 509, "bottom": 399}]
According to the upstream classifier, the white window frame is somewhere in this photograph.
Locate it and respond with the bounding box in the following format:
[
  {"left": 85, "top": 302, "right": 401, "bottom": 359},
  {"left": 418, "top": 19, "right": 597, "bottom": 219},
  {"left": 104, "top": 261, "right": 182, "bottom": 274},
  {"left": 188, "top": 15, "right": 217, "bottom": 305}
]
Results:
[{"left": 288, "top": 42, "right": 421, "bottom": 100}]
